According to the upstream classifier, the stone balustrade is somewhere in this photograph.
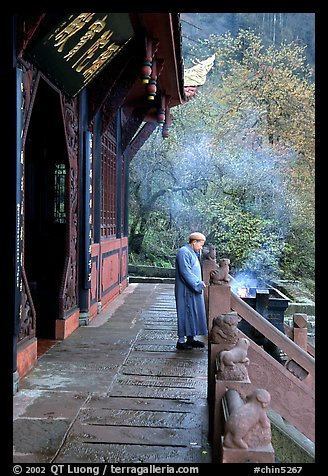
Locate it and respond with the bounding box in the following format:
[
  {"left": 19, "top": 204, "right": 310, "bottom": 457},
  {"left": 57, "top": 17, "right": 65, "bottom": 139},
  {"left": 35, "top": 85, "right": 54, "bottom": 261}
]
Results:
[{"left": 203, "top": 259, "right": 315, "bottom": 462}]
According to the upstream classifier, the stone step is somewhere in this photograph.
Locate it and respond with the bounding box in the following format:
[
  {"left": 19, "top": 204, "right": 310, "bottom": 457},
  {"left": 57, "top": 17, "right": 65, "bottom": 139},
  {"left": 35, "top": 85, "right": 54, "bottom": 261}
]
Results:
[{"left": 129, "top": 276, "right": 175, "bottom": 284}]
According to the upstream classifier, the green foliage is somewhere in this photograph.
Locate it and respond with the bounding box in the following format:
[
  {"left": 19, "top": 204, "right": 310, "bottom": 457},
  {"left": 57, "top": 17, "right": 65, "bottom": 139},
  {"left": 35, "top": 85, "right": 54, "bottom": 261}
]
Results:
[
  {"left": 182, "top": 13, "right": 315, "bottom": 71},
  {"left": 129, "top": 211, "right": 178, "bottom": 267},
  {"left": 280, "top": 223, "right": 315, "bottom": 279},
  {"left": 128, "top": 25, "right": 315, "bottom": 287},
  {"left": 200, "top": 197, "right": 285, "bottom": 280}
]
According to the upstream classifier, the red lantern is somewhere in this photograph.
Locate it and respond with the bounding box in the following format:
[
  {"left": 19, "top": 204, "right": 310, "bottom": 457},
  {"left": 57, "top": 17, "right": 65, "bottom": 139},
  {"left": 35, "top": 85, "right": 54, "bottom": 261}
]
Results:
[
  {"left": 146, "top": 58, "right": 157, "bottom": 100},
  {"left": 162, "top": 108, "right": 171, "bottom": 138},
  {"left": 140, "top": 36, "right": 154, "bottom": 84},
  {"left": 157, "top": 109, "right": 165, "bottom": 125},
  {"left": 162, "top": 125, "right": 170, "bottom": 138},
  {"left": 146, "top": 80, "right": 157, "bottom": 100},
  {"left": 140, "top": 60, "right": 152, "bottom": 83}
]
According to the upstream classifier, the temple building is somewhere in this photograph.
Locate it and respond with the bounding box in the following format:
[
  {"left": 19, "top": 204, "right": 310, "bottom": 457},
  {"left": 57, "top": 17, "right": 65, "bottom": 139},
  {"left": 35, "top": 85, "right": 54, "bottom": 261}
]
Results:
[{"left": 11, "top": 12, "right": 214, "bottom": 392}]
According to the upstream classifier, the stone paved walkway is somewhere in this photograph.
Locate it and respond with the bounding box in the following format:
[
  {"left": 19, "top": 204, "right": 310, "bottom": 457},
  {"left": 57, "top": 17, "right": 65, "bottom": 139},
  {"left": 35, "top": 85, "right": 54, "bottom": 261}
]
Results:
[{"left": 13, "top": 283, "right": 211, "bottom": 464}]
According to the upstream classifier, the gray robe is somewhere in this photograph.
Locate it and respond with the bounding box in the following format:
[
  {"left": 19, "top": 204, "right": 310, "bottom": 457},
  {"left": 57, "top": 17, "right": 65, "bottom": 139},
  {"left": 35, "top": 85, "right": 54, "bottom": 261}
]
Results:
[{"left": 175, "top": 244, "right": 208, "bottom": 338}]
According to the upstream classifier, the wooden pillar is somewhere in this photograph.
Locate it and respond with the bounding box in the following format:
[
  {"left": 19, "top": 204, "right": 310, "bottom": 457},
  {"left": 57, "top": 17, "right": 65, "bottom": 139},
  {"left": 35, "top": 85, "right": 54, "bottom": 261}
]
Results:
[
  {"left": 116, "top": 108, "right": 122, "bottom": 239},
  {"left": 13, "top": 65, "right": 24, "bottom": 393},
  {"left": 79, "top": 90, "right": 92, "bottom": 321}
]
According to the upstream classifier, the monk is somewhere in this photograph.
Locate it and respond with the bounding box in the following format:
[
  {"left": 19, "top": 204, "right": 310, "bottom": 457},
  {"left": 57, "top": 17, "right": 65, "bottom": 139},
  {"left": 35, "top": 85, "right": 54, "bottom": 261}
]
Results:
[{"left": 175, "top": 232, "right": 208, "bottom": 350}]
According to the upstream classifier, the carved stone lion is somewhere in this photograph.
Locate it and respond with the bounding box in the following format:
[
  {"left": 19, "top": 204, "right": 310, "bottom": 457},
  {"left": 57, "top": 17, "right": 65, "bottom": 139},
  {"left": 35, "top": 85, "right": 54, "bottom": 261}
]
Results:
[
  {"left": 210, "top": 311, "right": 241, "bottom": 345},
  {"left": 219, "top": 337, "right": 250, "bottom": 371},
  {"left": 202, "top": 244, "right": 217, "bottom": 261},
  {"left": 210, "top": 258, "right": 231, "bottom": 285},
  {"left": 223, "top": 388, "right": 272, "bottom": 449}
]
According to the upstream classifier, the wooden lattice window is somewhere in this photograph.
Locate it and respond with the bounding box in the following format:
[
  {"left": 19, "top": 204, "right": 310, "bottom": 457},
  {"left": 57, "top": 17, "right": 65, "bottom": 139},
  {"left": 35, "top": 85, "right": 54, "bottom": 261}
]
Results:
[
  {"left": 53, "top": 163, "right": 66, "bottom": 224},
  {"left": 101, "top": 131, "right": 117, "bottom": 238}
]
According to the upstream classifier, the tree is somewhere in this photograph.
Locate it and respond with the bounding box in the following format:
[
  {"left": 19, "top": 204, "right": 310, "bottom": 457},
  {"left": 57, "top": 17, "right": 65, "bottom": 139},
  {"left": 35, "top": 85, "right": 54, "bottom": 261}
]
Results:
[
  {"left": 129, "top": 28, "right": 315, "bottom": 285},
  {"left": 211, "top": 29, "right": 315, "bottom": 281}
]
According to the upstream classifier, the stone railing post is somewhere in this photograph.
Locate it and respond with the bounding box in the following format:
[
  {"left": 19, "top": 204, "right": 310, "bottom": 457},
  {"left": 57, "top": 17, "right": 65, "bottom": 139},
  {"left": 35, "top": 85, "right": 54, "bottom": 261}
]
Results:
[
  {"left": 207, "top": 284, "right": 232, "bottom": 443},
  {"left": 202, "top": 258, "right": 217, "bottom": 323},
  {"left": 207, "top": 312, "right": 239, "bottom": 446},
  {"left": 293, "top": 313, "right": 308, "bottom": 351},
  {"left": 209, "top": 330, "right": 251, "bottom": 463},
  {"left": 285, "top": 313, "right": 313, "bottom": 386},
  {"left": 208, "top": 283, "right": 231, "bottom": 331}
]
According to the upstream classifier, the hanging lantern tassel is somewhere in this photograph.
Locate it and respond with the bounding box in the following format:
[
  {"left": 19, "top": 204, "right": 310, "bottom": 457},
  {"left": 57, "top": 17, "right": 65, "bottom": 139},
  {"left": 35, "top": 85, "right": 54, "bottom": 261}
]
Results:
[
  {"left": 140, "top": 59, "right": 152, "bottom": 84},
  {"left": 157, "top": 108, "right": 165, "bottom": 125},
  {"left": 157, "top": 94, "right": 166, "bottom": 125},
  {"left": 157, "top": 90, "right": 167, "bottom": 126},
  {"left": 162, "top": 108, "right": 171, "bottom": 139},
  {"left": 146, "top": 58, "right": 157, "bottom": 100},
  {"left": 140, "top": 37, "right": 153, "bottom": 83}
]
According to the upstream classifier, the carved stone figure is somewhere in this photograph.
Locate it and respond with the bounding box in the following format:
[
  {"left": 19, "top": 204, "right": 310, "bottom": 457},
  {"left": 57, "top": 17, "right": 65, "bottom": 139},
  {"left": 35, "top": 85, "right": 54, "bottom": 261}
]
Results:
[
  {"left": 223, "top": 388, "right": 272, "bottom": 449},
  {"left": 210, "top": 311, "right": 240, "bottom": 345},
  {"left": 202, "top": 244, "right": 217, "bottom": 261},
  {"left": 210, "top": 258, "right": 231, "bottom": 285},
  {"left": 219, "top": 337, "right": 250, "bottom": 371},
  {"left": 201, "top": 245, "right": 217, "bottom": 286},
  {"left": 217, "top": 337, "right": 250, "bottom": 381}
]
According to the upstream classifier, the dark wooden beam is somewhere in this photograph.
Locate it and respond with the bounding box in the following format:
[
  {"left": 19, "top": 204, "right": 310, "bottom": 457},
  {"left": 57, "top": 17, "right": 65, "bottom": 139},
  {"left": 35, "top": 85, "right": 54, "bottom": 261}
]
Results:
[
  {"left": 88, "top": 35, "right": 143, "bottom": 125},
  {"left": 16, "top": 13, "right": 47, "bottom": 57},
  {"left": 127, "top": 121, "right": 158, "bottom": 159},
  {"left": 100, "top": 53, "right": 142, "bottom": 133}
]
